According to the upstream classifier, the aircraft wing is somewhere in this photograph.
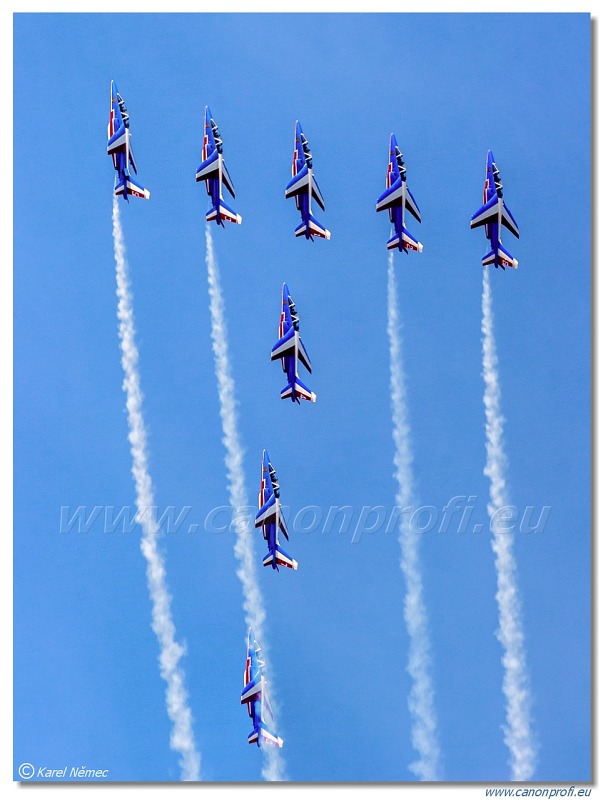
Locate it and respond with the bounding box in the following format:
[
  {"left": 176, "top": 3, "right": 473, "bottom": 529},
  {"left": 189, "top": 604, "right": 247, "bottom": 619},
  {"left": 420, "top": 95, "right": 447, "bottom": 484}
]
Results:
[
  {"left": 310, "top": 175, "right": 326, "bottom": 211},
  {"left": 195, "top": 148, "right": 220, "bottom": 182},
  {"left": 222, "top": 160, "right": 236, "bottom": 198},
  {"left": 404, "top": 185, "right": 421, "bottom": 223},
  {"left": 128, "top": 141, "right": 138, "bottom": 174},
  {"left": 255, "top": 493, "right": 277, "bottom": 527},
  {"left": 241, "top": 675, "right": 264, "bottom": 705},
  {"left": 278, "top": 515, "right": 290, "bottom": 541},
  {"left": 470, "top": 193, "right": 499, "bottom": 229},
  {"left": 501, "top": 201, "right": 520, "bottom": 238},
  {"left": 375, "top": 176, "right": 403, "bottom": 212},
  {"left": 298, "top": 337, "right": 312, "bottom": 373},
  {"left": 107, "top": 121, "right": 127, "bottom": 155},
  {"left": 285, "top": 163, "right": 310, "bottom": 199},
  {"left": 271, "top": 327, "right": 296, "bottom": 361}
]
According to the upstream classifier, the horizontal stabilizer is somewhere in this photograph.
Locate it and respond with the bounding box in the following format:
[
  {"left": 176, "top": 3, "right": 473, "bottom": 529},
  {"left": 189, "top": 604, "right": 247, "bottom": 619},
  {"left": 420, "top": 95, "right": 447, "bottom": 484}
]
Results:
[
  {"left": 247, "top": 726, "right": 283, "bottom": 748},
  {"left": 259, "top": 726, "right": 284, "bottom": 748},
  {"left": 263, "top": 544, "right": 298, "bottom": 571},
  {"left": 497, "top": 242, "right": 518, "bottom": 269},
  {"left": 114, "top": 175, "right": 150, "bottom": 200},
  {"left": 281, "top": 377, "right": 316, "bottom": 403},
  {"left": 206, "top": 200, "right": 242, "bottom": 225},
  {"left": 294, "top": 215, "right": 331, "bottom": 240},
  {"left": 387, "top": 227, "right": 422, "bottom": 253},
  {"left": 482, "top": 244, "right": 518, "bottom": 269}
]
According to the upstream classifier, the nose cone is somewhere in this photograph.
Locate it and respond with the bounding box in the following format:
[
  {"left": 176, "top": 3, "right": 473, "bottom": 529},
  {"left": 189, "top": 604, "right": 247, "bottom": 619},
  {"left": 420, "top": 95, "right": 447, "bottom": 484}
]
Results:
[
  {"left": 295, "top": 120, "right": 303, "bottom": 139},
  {"left": 389, "top": 132, "right": 398, "bottom": 150},
  {"left": 262, "top": 449, "right": 270, "bottom": 472},
  {"left": 486, "top": 149, "right": 495, "bottom": 168},
  {"left": 247, "top": 627, "right": 254, "bottom": 649},
  {"left": 204, "top": 105, "right": 212, "bottom": 125},
  {"left": 282, "top": 282, "right": 290, "bottom": 303},
  {"left": 110, "top": 80, "right": 118, "bottom": 103}
]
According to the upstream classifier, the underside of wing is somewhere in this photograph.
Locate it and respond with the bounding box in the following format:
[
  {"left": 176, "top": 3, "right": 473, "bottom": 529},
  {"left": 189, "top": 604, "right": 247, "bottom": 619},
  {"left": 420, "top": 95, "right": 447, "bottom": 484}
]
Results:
[
  {"left": 501, "top": 201, "right": 520, "bottom": 238},
  {"left": 222, "top": 160, "right": 236, "bottom": 198},
  {"left": 404, "top": 185, "right": 421, "bottom": 223},
  {"left": 298, "top": 337, "right": 312, "bottom": 373},
  {"left": 311, "top": 174, "right": 325, "bottom": 211},
  {"left": 128, "top": 142, "right": 138, "bottom": 175}
]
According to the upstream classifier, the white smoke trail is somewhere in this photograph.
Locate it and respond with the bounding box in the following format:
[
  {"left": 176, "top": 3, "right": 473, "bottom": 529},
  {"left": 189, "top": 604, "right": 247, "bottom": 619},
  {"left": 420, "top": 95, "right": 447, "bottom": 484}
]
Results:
[
  {"left": 112, "top": 197, "right": 201, "bottom": 782},
  {"left": 386, "top": 254, "right": 441, "bottom": 781},
  {"left": 481, "top": 267, "right": 536, "bottom": 781},
  {"left": 205, "top": 225, "right": 286, "bottom": 782}
]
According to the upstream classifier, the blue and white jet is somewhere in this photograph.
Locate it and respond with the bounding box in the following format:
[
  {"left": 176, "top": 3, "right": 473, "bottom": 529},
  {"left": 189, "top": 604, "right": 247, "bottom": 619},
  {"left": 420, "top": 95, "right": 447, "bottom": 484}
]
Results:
[
  {"left": 107, "top": 81, "right": 150, "bottom": 201},
  {"left": 271, "top": 283, "right": 316, "bottom": 404},
  {"left": 255, "top": 450, "right": 298, "bottom": 571},
  {"left": 375, "top": 134, "right": 422, "bottom": 253},
  {"left": 285, "top": 121, "right": 330, "bottom": 240},
  {"left": 470, "top": 150, "right": 519, "bottom": 269},
  {"left": 241, "top": 628, "right": 283, "bottom": 749},
  {"left": 196, "top": 106, "right": 242, "bottom": 226}
]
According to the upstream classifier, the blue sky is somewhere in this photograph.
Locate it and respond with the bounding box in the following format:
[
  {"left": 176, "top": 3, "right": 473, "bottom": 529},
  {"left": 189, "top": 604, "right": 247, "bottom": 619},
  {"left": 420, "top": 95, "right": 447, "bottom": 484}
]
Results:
[{"left": 14, "top": 12, "right": 590, "bottom": 784}]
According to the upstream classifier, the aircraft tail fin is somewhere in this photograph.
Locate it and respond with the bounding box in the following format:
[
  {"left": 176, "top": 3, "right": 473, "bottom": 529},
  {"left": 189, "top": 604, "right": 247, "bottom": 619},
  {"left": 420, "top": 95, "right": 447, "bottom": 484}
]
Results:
[
  {"left": 295, "top": 214, "right": 331, "bottom": 240},
  {"left": 206, "top": 199, "right": 242, "bottom": 226},
  {"left": 280, "top": 377, "right": 316, "bottom": 403}
]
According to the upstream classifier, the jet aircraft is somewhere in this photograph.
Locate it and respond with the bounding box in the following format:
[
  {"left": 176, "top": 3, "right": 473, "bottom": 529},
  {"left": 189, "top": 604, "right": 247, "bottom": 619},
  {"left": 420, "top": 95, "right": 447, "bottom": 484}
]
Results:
[
  {"left": 375, "top": 134, "right": 422, "bottom": 253},
  {"left": 271, "top": 283, "right": 316, "bottom": 403},
  {"left": 241, "top": 628, "right": 283, "bottom": 748},
  {"left": 284, "top": 121, "right": 330, "bottom": 240},
  {"left": 255, "top": 450, "right": 298, "bottom": 571},
  {"left": 196, "top": 106, "right": 242, "bottom": 226},
  {"left": 470, "top": 150, "right": 519, "bottom": 269},
  {"left": 107, "top": 81, "right": 150, "bottom": 201}
]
